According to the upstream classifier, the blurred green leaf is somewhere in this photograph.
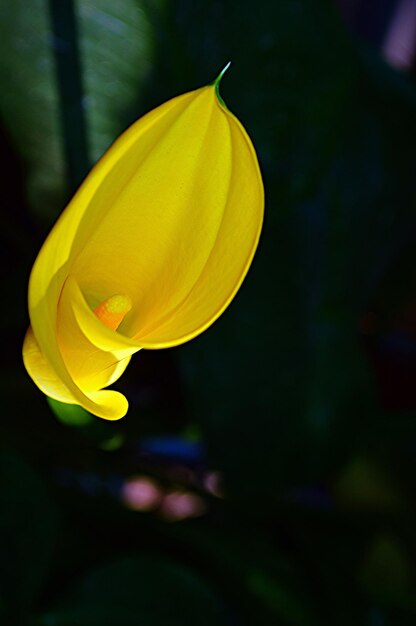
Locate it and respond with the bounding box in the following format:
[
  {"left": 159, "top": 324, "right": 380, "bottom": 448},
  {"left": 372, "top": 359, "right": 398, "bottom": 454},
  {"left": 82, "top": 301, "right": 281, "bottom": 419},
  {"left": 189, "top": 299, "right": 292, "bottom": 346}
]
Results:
[
  {"left": 332, "top": 456, "right": 404, "bottom": 514},
  {"left": 0, "top": 0, "right": 162, "bottom": 221},
  {"left": 47, "top": 397, "right": 122, "bottom": 447},
  {"left": 40, "top": 556, "right": 228, "bottom": 626},
  {"left": 0, "top": 451, "right": 57, "bottom": 624},
  {"left": 78, "top": 0, "right": 165, "bottom": 163},
  {"left": 0, "top": 0, "right": 65, "bottom": 219},
  {"left": 48, "top": 397, "right": 93, "bottom": 427},
  {"left": 248, "top": 570, "right": 316, "bottom": 626},
  {"left": 359, "top": 533, "right": 416, "bottom": 610}
]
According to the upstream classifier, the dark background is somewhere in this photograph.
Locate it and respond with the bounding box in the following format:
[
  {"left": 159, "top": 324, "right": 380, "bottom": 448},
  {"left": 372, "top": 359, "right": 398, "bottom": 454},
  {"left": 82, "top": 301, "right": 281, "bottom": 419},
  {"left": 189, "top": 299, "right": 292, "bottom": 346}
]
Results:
[{"left": 2, "top": 0, "right": 416, "bottom": 624}]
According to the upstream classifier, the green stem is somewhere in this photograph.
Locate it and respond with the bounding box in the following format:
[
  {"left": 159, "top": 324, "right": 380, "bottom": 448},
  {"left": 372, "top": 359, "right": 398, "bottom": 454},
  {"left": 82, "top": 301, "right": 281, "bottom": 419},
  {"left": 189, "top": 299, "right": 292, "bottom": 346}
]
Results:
[{"left": 48, "top": 0, "right": 90, "bottom": 193}]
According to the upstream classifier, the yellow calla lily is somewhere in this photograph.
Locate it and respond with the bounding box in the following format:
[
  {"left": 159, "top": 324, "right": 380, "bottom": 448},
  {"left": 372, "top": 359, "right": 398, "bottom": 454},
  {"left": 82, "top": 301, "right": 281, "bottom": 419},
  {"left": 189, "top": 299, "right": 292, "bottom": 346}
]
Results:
[{"left": 22, "top": 72, "right": 264, "bottom": 420}]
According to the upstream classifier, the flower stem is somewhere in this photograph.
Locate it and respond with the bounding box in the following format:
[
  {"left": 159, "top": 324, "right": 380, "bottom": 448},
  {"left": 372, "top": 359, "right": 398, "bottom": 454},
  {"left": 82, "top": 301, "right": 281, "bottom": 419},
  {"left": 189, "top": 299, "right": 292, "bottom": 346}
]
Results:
[{"left": 48, "top": 0, "right": 90, "bottom": 193}]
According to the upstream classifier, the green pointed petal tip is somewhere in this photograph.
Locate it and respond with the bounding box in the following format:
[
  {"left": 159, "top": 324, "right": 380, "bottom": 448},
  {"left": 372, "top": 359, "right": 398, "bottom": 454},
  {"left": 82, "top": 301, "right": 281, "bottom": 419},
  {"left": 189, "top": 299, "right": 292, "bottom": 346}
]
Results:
[{"left": 212, "top": 61, "right": 231, "bottom": 108}]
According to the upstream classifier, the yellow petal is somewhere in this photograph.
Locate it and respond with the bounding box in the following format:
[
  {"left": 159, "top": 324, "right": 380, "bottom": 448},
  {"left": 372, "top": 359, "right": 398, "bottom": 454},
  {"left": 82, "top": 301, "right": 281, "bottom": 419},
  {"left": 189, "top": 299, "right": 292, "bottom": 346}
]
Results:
[
  {"left": 23, "top": 326, "right": 131, "bottom": 405},
  {"left": 23, "top": 327, "right": 75, "bottom": 404},
  {"left": 23, "top": 78, "right": 264, "bottom": 419},
  {"left": 72, "top": 86, "right": 263, "bottom": 347},
  {"left": 57, "top": 278, "right": 132, "bottom": 394},
  {"left": 24, "top": 266, "right": 130, "bottom": 420}
]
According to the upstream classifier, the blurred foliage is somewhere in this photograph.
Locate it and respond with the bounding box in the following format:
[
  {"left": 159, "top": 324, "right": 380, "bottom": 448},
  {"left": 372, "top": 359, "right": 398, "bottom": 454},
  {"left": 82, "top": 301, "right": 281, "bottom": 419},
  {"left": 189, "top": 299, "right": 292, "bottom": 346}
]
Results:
[
  {"left": 2, "top": 0, "right": 416, "bottom": 624},
  {"left": 0, "top": 452, "right": 57, "bottom": 625},
  {"left": 0, "top": 0, "right": 161, "bottom": 221},
  {"left": 40, "top": 556, "right": 229, "bottom": 626}
]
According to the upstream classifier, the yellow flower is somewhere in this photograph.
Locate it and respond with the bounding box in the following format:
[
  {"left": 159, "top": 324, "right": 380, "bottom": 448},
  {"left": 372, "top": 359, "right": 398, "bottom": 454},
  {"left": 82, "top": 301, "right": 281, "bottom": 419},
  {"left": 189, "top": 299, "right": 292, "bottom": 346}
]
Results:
[{"left": 22, "top": 71, "right": 264, "bottom": 420}]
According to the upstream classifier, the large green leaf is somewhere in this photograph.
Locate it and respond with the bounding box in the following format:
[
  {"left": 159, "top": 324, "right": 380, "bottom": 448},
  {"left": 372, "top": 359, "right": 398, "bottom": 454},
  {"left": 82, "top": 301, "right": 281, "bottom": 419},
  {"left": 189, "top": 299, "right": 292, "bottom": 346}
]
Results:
[{"left": 0, "top": 0, "right": 163, "bottom": 221}]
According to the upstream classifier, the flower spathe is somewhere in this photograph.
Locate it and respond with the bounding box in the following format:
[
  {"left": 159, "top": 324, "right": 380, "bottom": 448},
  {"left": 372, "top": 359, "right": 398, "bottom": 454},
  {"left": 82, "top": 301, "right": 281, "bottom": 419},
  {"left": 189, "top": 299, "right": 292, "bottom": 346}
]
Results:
[{"left": 23, "top": 75, "right": 264, "bottom": 420}]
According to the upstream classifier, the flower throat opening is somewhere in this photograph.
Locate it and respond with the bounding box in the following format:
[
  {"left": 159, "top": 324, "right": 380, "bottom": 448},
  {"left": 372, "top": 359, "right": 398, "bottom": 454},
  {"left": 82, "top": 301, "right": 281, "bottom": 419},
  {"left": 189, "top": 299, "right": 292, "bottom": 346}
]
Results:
[{"left": 93, "top": 294, "right": 132, "bottom": 331}]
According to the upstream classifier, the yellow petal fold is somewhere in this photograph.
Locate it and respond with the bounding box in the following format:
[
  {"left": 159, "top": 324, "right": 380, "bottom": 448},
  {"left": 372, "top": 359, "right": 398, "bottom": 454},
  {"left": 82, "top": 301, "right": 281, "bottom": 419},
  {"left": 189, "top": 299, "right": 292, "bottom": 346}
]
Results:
[{"left": 23, "top": 79, "right": 264, "bottom": 420}]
